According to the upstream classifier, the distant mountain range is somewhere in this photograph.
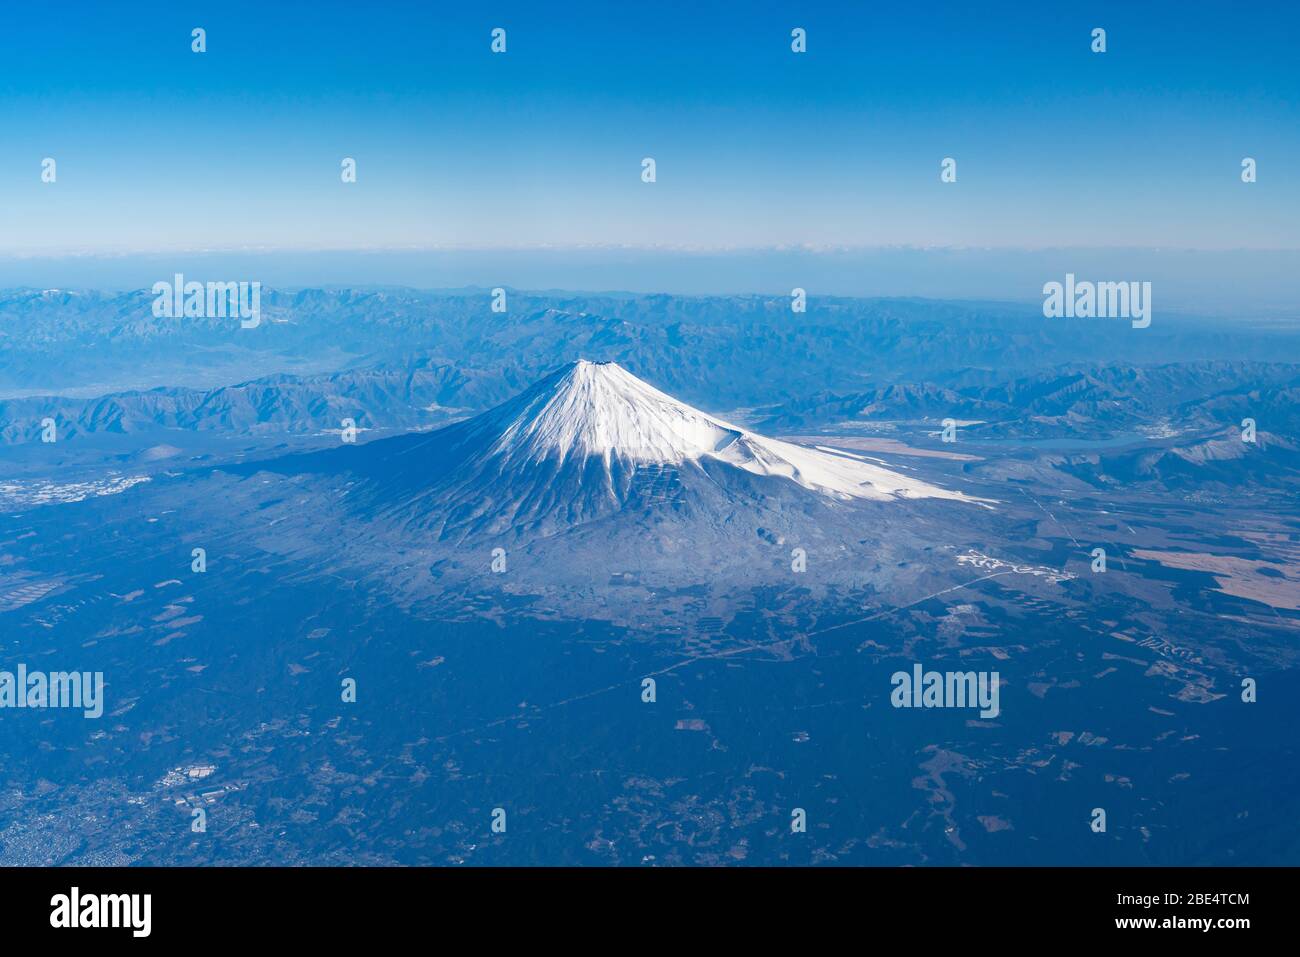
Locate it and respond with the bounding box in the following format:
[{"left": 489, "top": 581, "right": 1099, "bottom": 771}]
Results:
[
  {"left": 4, "top": 287, "right": 1298, "bottom": 411},
  {"left": 0, "top": 358, "right": 506, "bottom": 444},
  {"left": 750, "top": 361, "right": 1300, "bottom": 440},
  {"left": 3, "top": 354, "right": 1295, "bottom": 447},
  {"left": 1049, "top": 426, "right": 1300, "bottom": 490}
]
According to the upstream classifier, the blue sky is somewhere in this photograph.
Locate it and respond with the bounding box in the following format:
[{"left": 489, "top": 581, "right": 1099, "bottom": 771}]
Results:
[{"left": 1, "top": 1, "right": 1297, "bottom": 263}]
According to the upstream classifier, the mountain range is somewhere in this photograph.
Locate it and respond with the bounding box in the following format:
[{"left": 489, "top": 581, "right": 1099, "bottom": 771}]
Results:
[
  {"left": 3, "top": 350, "right": 1296, "bottom": 448},
  {"left": 5, "top": 288, "right": 1297, "bottom": 412}
]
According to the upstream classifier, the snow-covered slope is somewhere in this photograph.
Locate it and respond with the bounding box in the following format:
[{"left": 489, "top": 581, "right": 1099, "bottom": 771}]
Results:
[
  {"left": 457, "top": 360, "right": 980, "bottom": 504},
  {"left": 471, "top": 359, "right": 738, "bottom": 466}
]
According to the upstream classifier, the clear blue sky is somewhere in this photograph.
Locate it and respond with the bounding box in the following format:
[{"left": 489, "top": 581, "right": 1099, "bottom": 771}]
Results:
[{"left": 0, "top": 0, "right": 1297, "bottom": 257}]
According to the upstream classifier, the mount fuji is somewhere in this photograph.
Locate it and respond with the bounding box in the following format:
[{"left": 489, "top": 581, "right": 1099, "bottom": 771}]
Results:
[
  {"left": 326, "top": 359, "right": 987, "bottom": 535},
  {"left": 205, "top": 360, "right": 996, "bottom": 604}
]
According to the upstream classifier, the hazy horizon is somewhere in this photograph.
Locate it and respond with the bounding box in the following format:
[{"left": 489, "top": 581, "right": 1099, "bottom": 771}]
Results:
[{"left": 4, "top": 246, "right": 1299, "bottom": 318}]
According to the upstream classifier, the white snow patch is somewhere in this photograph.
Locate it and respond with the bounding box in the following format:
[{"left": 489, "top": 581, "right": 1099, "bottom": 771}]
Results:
[{"left": 0, "top": 474, "right": 151, "bottom": 507}]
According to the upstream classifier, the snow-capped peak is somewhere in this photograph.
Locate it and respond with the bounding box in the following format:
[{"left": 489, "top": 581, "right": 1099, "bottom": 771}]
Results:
[
  {"left": 467, "top": 360, "right": 986, "bottom": 505},
  {"left": 483, "top": 360, "right": 739, "bottom": 465}
]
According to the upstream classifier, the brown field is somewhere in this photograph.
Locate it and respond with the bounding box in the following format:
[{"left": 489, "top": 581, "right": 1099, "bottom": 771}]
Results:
[{"left": 1132, "top": 549, "right": 1300, "bottom": 611}]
